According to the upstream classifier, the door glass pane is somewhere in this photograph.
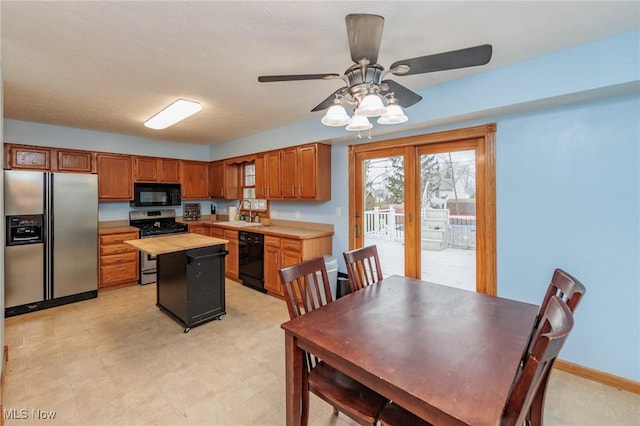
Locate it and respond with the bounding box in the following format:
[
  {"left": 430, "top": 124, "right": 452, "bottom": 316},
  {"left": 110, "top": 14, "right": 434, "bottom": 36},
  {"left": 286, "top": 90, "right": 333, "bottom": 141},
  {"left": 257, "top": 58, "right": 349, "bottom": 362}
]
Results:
[
  {"left": 420, "top": 150, "right": 476, "bottom": 291},
  {"left": 363, "top": 156, "right": 404, "bottom": 277}
]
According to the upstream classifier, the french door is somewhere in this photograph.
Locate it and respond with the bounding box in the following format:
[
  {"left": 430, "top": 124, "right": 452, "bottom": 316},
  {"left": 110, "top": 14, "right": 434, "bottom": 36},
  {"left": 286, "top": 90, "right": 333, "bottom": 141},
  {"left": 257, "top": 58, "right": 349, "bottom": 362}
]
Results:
[{"left": 349, "top": 124, "right": 497, "bottom": 295}]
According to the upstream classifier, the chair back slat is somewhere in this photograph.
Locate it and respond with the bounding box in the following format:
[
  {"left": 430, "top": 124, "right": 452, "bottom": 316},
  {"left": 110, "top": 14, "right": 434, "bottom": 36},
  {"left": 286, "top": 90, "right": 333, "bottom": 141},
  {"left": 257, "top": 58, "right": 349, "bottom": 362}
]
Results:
[
  {"left": 343, "top": 245, "right": 383, "bottom": 292},
  {"left": 502, "top": 296, "right": 574, "bottom": 426}
]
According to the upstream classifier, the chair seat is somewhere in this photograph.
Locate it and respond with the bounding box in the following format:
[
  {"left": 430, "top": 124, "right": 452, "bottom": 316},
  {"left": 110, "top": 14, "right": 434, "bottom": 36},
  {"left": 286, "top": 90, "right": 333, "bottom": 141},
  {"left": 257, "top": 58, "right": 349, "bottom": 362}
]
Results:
[
  {"left": 378, "top": 402, "right": 432, "bottom": 426},
  {"left": 309, "top": 361, "right": 388, "bottom": 425}
]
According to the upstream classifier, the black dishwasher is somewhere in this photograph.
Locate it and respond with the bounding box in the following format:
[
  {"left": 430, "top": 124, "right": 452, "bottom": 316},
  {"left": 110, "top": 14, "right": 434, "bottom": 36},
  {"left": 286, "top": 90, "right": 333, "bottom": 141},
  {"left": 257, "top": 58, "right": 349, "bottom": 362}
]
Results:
[{"left": 238, "top": 231, "right": 265, "bottom": 293}]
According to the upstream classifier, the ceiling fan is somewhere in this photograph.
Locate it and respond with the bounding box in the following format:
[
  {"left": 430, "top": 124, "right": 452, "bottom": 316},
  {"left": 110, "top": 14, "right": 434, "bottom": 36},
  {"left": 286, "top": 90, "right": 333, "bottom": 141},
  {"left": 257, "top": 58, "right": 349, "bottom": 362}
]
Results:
[{"left": 258, "top": 14, "right": 492, "bottom": 130}]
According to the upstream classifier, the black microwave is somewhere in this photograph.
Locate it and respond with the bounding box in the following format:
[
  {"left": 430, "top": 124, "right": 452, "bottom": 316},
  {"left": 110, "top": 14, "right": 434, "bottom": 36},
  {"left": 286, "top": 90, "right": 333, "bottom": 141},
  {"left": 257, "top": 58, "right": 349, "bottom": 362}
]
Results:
[{"left": 131, "top": 183, "right": 181, "bottom": 207}]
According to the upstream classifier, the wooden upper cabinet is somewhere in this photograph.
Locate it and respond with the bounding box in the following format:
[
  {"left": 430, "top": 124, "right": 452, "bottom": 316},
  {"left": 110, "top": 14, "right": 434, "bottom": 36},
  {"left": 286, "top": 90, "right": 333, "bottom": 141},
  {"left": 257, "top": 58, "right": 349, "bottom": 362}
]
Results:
[
  {"left": 57, "top": 149, "right": 94, "bottom": 173},
  {"left": 255, "top": 154, "right": 267, "bottom": 199},
  {"left": 134, "top": 157, "right": 181, "bottom": 183},
  {"left": 159, "top": 159, "right": 180, "bottom": 182},
  {"left": 265, "top": 150, "right": 282, "bottom": 199},
  {"left": 6, "top": 144, "right": 93, "bottom": 173},
  {"left": 134, "top": 156, "right": 158, "bottom": 181},
  {"left": 209, "top": 160, "right": 239, "bottom": 200},
  {"left": 281, "top": 148, "right": 298, "bottom": 198},
  {"left": 96, "top": 154, "right": 133, "bottom": 200},
  {"left": 279, "top": 144, "right": 331, "bottom": 200},
  {"left": 181, "top": 160, "right": 209, "bottom": 199},
  {"left": 209, "top": 160, "right": 225, "bottom": 198},
  {"left": 6, "top": 144, "right": 52, "bottom": 170}
]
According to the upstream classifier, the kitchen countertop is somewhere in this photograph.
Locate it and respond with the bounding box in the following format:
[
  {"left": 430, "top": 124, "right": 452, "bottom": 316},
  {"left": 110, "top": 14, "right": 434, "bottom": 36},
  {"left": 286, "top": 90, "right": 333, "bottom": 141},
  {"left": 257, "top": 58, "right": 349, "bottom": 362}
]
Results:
[
  {"left": 124, "top": 233, "right": 228, "bottom": 256},
  {"left": 181, "top": 219, "right": 334, "bottom": 239}
]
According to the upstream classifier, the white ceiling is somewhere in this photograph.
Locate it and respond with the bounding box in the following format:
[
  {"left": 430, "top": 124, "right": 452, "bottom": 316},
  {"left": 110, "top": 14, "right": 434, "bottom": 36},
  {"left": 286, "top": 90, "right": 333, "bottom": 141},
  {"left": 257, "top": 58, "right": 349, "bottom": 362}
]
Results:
[{"left": 2, "top": 1, "right": 639, "bottom": 145}]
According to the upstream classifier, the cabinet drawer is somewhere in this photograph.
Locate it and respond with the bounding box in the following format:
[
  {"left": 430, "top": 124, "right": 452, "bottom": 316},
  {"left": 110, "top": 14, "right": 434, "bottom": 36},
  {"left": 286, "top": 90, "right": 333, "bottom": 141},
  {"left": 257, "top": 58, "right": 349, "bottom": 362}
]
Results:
[
  {"left": 101, "top": 252, "right": 138, "bottom": 266},
  {"left": 100, "top": 263, "right": 138, "bottom": 285},
  {"left": 282, "top": 239, "right": 302, "bottom": 251},
  {"left": 209, "top": 227, "right": 225, "bottom": 238},
  {"left": 224, "top": 229, "right": 238, "bottom": 240},
  {"left": 264, "top": 235, "right": 281, "bottom": 248},
  {"left": 100, "top": 232, "right": 139, "bottom": 245},
  {"left": 100, "top": 244, "right": 137, "bottom": 256}
]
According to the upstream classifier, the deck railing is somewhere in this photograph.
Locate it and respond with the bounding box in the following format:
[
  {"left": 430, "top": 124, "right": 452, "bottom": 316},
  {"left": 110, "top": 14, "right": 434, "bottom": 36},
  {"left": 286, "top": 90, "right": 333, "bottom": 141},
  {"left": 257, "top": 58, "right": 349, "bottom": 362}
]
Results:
[{"left": 364, "top": 208, "right": 476, "bottom": 248}]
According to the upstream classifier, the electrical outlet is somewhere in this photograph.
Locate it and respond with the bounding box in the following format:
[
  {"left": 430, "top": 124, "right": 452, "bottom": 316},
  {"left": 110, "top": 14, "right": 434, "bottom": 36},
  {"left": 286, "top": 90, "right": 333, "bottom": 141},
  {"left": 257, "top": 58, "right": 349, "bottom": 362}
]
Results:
[
  {"left": 294, "top": 210, "right": 300, "bottom": 219},
  {"left": 336, "top": 207, "right": 342, "bottom": 217},
  {"left": 271, "top": 210, "right": 277, "bottom": 217}
]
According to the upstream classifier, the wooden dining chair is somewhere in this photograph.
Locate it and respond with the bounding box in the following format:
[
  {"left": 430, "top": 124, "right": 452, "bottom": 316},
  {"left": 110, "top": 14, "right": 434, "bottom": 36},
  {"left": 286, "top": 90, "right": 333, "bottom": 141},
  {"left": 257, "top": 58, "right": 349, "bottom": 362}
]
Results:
[
  {"left": 279, "top": 257, "right": 388, "bottom": 426},
  {"left": 378, "top": 296, "right": 575, "bottom": 426},
  {"left": 343, "top": 245, "right": 383, "bottom": 292},
  {"left": 524, "top": 268, "right": 586, "bottom": 425}
]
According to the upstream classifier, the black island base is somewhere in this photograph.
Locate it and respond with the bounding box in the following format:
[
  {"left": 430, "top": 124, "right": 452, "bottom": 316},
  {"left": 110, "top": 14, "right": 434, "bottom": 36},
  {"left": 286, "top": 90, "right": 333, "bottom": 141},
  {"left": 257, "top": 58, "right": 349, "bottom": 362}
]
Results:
[{"left": 156, "top": 244, "right": 228, "bottom": 332}]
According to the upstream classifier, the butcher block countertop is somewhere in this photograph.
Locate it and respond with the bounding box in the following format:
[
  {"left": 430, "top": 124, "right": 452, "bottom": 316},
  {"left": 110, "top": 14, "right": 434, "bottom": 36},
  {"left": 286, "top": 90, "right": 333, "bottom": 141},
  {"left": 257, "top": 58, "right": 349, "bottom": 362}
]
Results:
[
  {"left": 125, "top": 233, "right": 228, "bottom": 256},
  {"left": 181, "top": 217, "right": 334, "bottom": 239}
]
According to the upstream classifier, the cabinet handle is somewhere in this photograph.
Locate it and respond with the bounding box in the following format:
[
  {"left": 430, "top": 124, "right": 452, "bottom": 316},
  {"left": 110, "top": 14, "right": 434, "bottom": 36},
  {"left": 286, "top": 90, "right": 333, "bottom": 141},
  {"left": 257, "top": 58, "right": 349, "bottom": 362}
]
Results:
[
  {"left": 291, "top": 185, "right": 295, "bottom": 195},
  {"left": 299, "top": 185, "right": 302, "bottom": 195}
]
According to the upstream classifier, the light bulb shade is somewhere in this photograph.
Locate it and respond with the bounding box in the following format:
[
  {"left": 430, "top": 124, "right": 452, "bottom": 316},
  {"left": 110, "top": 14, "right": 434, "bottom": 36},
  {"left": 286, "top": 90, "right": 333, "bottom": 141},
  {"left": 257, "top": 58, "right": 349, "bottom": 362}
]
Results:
[
  {"left": 354, "top": 93, "right": 387, "bottom": 117},
  {"left": 144, "top": 99, "right": 202, "bottom": 130},
  {"left": 321, "top": 104, "right": 350, "bottom": 127},
  {"left": 345, "top": 115, "right": 372, "bottom": 131},
  {"left": 377, "top": 103, "right": 408, "bottom": 124}
]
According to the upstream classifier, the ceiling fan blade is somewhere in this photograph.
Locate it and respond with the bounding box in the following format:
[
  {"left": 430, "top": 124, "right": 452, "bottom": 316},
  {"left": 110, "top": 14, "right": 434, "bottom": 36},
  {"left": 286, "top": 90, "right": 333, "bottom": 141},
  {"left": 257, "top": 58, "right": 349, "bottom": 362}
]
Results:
[
  {"left": 258, "top": 73, "right": 341, "bottom": 83},
  {"left": 380, "top": 80, "right": 423, "bottom": 108},
  {"left": 390, "top": 44, "right": 493, "bottom": 76},
  {"left": 311, "top": 87, "right": 348, "bottom": 112},
  {"left": 346, "top": 14, "right": 384, "bottom": 64}
]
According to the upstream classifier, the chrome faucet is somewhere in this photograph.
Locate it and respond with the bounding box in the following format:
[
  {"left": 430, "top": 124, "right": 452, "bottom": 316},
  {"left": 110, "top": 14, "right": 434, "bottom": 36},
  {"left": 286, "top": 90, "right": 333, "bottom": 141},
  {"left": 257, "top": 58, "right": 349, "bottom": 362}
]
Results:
[{"left": 239, "top": 199, "right": 252, "bottom": 221}]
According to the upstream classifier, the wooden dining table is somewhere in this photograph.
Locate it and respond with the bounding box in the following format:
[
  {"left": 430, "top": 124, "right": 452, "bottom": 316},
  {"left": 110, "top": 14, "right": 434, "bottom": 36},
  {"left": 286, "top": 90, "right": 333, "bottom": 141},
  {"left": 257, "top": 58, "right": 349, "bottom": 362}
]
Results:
[{"left": 281, "top": 275, "right": 539, "bottom": 426}]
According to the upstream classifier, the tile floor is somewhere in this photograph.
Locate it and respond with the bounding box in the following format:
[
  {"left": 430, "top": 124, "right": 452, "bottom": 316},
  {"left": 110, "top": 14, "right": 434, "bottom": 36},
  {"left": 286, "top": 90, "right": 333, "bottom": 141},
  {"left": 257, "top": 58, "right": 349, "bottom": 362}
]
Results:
[{"left": 3, "top": 281, "right": 639, "bottom": 425}]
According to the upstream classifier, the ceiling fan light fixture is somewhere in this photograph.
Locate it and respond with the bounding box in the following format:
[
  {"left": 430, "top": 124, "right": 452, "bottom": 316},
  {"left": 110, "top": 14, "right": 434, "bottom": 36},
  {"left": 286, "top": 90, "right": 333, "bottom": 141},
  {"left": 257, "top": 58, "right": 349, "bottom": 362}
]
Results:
[
  {"left": 377, "top": 103, "right": 408, "bottom": 124},
  {"left": 321, "top": 103, "right": 350, "bottom": 127},
  {"left": 144, "top": 99, "right": 202, "bottom": 130},
  {"left": 345, "top": 114, "right": 372, "bottom": 131},
  {"left": 354, "top": 93, "right": 387, "bottom": 117}
]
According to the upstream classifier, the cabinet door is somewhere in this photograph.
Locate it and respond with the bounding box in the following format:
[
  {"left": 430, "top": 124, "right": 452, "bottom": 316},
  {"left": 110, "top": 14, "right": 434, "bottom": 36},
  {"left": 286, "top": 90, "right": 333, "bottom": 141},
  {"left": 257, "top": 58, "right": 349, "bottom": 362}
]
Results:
[
  {"left": 159, "top": 159, "right": 180, "bottom": 183},
  {"left": 134, "top": 156, "right": 158, "bottom": 181},
  {"left": 297, "top": 145, "right": 317, "bottom": 199},
  {"left": 223, "top": 161, "right": 239, "bottom": 200},
  {"left": 97, "top": 154, "right": 133, "bottom": 200},
  {"left": 209, "top": 160, "right": 225, "bottom": 198},
  {"left": 209, "top": 226, "right": 225, "bottom": 238},
  {"left": 8, "top": 145, "right": 51, "bottom": 170},
  {"left": 255, "top": 154, "right": 267, "bottom": 199},
  {"left": 181, "top": 161, "right": 209, "bottom": 199},
  {"left": 57, "top": 150, "right": 93, "bottom": 173},
  {"left": 281, "top": 148, "right": 298, "bottom": 198},
  {"left": 224, "top": 230, "right": 239, "bottom": 280},
  {"left": 265, "top": 150, "right": 282, "bottom": 199},
  {"left": 264, "top": 243, "right": 283, "bottom": 296}
]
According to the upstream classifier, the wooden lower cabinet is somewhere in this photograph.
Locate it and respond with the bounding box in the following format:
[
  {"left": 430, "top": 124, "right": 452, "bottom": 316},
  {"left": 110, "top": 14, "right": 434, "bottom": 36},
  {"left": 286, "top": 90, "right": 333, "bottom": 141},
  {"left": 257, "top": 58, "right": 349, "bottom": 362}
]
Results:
[
  {"left": 263, "top": 235, "right": 332, "bottom": 297},
  {"left": 188, "top": 224, "right": 209, "bottom": 236},
  {"left": 224, "top": 229, "right": 239, "bottom": 281},
  {"left": 99, "top": 230, "right": 139, "bottom": 288},
  {"left": 209, "top": 226, "right": 225, "bottom": 238}
]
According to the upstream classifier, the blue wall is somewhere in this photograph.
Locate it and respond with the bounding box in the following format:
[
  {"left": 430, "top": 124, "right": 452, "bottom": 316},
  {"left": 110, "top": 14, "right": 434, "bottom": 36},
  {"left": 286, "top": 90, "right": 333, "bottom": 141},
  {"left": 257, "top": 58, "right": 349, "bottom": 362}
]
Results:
[{"left": 4, "top": 31, "right": 639, "bottom": 381}]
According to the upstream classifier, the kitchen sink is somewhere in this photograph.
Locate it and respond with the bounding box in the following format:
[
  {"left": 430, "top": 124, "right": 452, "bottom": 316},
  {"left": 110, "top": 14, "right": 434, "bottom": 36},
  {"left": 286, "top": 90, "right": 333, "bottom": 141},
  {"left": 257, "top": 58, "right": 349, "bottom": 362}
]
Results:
[{"left": 215, "top": 221, "right": 262, "bottom": 227}]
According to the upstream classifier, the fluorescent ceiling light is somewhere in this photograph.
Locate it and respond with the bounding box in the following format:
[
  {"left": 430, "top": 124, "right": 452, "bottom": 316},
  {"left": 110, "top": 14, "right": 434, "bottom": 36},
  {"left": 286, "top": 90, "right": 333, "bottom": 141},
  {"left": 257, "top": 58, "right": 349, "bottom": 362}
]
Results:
[{"left": 144, "top": 99, "right": 202, "bottom": 130}]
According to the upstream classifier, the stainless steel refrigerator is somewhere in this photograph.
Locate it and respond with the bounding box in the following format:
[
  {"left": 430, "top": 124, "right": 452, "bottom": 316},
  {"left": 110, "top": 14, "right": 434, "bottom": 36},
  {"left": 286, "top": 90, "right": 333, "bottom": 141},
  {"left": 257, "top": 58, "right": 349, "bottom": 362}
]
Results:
[{"left": 4, "top": 170, "right": 98, "bottom": 316}]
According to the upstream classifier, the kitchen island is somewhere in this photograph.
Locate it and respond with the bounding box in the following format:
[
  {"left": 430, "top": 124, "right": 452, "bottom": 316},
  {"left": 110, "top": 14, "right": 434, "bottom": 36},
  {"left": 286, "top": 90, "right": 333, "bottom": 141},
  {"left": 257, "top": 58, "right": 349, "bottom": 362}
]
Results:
[{"left": 126, "top": 233, "right": 229, "bottom": 332}]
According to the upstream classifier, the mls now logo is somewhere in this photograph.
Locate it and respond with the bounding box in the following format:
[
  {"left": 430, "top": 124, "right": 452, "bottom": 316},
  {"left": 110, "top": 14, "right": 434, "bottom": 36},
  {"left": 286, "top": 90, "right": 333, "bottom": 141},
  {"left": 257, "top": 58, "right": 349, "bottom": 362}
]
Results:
[{"left": 4, "top": 408, "right": 57, "bottom": 420}]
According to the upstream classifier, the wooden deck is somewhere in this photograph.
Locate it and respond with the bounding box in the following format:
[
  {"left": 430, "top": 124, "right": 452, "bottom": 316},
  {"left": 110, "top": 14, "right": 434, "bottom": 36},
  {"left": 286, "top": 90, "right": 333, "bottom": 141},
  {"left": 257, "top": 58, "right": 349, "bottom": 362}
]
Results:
[{"left": 366, "top": 237, "right": 476, "bottom": 292}]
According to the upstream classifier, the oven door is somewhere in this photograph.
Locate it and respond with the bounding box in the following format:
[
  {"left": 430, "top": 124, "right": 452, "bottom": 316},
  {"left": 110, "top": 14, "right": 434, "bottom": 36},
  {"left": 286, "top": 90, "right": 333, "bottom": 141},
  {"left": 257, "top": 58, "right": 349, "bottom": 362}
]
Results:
[{"left": 140, "top": 251, "right": 157, "bottom": 285}]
